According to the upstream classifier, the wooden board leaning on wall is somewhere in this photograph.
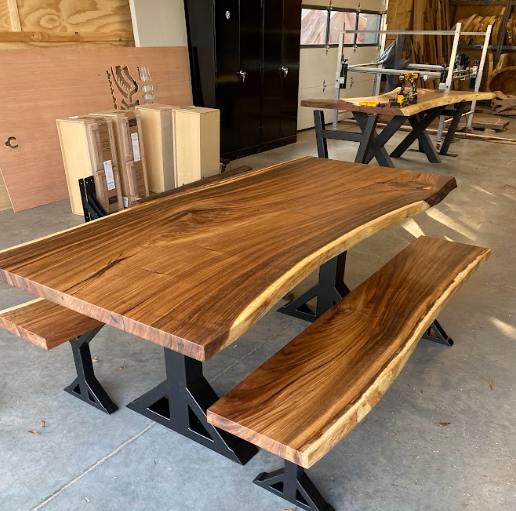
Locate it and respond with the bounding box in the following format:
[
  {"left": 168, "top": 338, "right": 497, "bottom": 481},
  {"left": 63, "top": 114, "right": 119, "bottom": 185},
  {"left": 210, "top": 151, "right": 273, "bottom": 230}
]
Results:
[
  {"left": 0, "top": 0, "right": 134, "bottom": 48},
  {"left": 0, "top": 46, "right": 192, "bottom": 211},
  {"left": 0, "top": 0, "right": 135, "bottom": 212}
]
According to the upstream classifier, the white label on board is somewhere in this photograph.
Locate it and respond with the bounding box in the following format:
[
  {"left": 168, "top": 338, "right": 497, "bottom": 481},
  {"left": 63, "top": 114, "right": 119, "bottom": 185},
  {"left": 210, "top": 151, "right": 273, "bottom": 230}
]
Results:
[
  {"left": 103, "top": 160, "right": 116, "bottom": 191},
  {"left": 131, "top": 132, "right": 141, "bottom": 162},
  {"left": 123, "top": 196, "right": 129, "bottom": 209}
]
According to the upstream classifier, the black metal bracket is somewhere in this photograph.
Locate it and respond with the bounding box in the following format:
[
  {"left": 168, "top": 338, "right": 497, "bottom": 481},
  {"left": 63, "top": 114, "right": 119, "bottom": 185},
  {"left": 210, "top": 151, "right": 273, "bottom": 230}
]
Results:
[
  {"left": 254, "top": 461, "right": 335, "bottom": 511},
  {"left": 79, "top": 177, "right": 108, "bottom": 223},
  {"left": 127, "top": 348, "right": 258, "bottom": 465},
  {"left": 64, "top": 326, "right": 118, "bottom": 414},
  {"left": 278, "top": 252, "right": 350, "bottom": 322},
  {"left": 422, "top": 319, "right": 454, "bottom": 347}
]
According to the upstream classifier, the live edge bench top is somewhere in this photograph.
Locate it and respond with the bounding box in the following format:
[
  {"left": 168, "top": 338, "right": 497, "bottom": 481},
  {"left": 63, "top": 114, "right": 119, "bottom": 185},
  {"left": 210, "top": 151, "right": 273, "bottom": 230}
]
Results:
[
  {"left": 0, "top": 156, "right": 456, "bottom": 362},
  {"left": 208, "top": 237, "right": 490, "bottom": 468},
  {"left": 0, "top": 299, "right": 103, "bottom": 350},
  {"left": 302, "top": 89, "right": 495, "bottom": 116}
]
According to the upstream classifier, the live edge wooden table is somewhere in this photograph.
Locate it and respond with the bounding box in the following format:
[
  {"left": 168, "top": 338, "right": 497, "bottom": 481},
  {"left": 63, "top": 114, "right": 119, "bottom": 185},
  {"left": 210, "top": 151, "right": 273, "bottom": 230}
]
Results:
[
  {"left": 0, "top": 156, "right": 456, "bottom": 465},
  {"left": 302, "top": 89, "right": 495, "bottom": 168}
]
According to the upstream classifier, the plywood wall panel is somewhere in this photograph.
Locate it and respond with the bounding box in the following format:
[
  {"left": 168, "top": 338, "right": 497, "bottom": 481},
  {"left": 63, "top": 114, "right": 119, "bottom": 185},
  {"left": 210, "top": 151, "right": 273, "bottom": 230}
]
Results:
[
  {"left": 18, "top": 0, "right": 133, "bottom": 33},
  {"left": 0, "top": 0, "right": 13, "bottom": 29},
  {"left": 0, "top": 46, "right": 192, "bottom": 211}
]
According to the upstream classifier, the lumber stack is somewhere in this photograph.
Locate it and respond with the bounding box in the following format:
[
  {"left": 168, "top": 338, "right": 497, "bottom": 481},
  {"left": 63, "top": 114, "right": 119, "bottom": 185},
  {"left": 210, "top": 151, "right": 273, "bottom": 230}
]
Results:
[
  {"left": 386, "top": 0, "right": 451, "bottom": 69},
  {"left": 489, "top": 53, "right": 516, "bottom": 96},
  {"left": 492, "top": 92, "right": 516, "bottom": 116}
]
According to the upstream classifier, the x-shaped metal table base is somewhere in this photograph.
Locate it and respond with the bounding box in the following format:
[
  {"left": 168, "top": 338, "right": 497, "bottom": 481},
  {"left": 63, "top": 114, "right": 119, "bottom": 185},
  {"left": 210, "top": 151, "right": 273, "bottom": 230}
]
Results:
[{"left": 314, "top": 104, "right": 463, "bottom": 167}]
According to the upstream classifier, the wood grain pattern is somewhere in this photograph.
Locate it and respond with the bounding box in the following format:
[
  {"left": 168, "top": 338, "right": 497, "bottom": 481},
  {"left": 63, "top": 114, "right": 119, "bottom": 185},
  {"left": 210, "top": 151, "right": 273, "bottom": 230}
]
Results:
[
  {"left": 7, "top": 0, "right": 20, "bottom": 30},
  {"left": 0, "top": 46, "right": 192, "bottom": 211},
  {"left": 0, "top": 157, "right": 456, "bottom": 361},
  {"left": 0, "top": 30, "right": 133, "bottom": 42},
  {"left": 18, "top": 0, "right": 132, "bottom": 34},
  {"left": 0, "top": 299, "right": 103, "bottom": 350},
  {"left": 208, "top": 237, "right": 490, "bottom": 468},
  {"left": 0, "top": 0, "right": 12, "bottom": 29},
  {"left": 302, "top": 89, "right": 495, "bottom": 116}
]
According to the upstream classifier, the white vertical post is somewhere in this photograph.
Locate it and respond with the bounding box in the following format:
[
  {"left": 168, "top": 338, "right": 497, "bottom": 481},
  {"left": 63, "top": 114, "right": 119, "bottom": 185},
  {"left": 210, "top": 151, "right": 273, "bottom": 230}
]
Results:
[
  {"left": 436, "top": 22, "right": 462, "bottom": 147},
  {"left": 374, "top": 9, "right": 388, "bottom": 96},
  {"left": 333, "top": 23, "right": 346, "bottom": 130},
  {"left": 466, "top": 24, "right": 493, "bottom": 130}
]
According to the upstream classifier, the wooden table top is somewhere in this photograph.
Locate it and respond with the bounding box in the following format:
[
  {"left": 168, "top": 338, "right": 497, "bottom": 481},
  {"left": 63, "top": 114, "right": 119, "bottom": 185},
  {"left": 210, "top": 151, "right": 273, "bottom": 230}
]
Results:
[
  {"left": 301, "top": 88, "right": 496, "bottom": 116},
  {"left": 0, "top": 157, "right": 456, "bottom": 361}
]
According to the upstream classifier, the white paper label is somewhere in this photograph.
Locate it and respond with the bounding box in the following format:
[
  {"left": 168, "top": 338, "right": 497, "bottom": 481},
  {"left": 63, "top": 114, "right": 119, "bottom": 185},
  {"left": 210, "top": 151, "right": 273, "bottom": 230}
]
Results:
[
  {"left": 123, "top": 196, "right": 129, "bottom": 209},
  {"left": 131, "top": 132, "right": 141, "bottom": 162},
  {"left": 103, "top": 160, "right": 116, "bottom": 191}
]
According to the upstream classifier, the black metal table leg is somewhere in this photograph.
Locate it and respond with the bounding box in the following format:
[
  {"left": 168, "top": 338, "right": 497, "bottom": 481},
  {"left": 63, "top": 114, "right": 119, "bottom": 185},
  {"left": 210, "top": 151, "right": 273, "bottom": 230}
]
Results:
[
  {"left": 422, "top": 319, "right": 454, "bottom": 347},
  {"left": 64, "top": 326, "right": 118, "bottom": 414},
  {"left": 254, "top": 460, "right": 335, "bottom": 511},
  {"left": 354, "top": 114, "right": 379, "bottom": 164},
  {"left": 440, "top": 102, "right": 467, "bottom": 156},
  {"left": 127, "top": 348, "right": 258, "bottom": 465},
  {"left": 390, "top": 106, "right": 446, "bottom": 162},
  {"left": 353, "top": 112, "right": 406, "bottom": 167},
  {"left": 278, "top": 253, "right": 350, "bottom": 322},
  {"left": 314, "top": 110, "right": 329, "bottom": 158}
]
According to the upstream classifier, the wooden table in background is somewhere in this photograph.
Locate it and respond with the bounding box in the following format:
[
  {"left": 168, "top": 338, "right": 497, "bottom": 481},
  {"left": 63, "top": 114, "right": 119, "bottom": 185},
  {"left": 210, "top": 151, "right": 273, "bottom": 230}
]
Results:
[
  {"left": 302, "top": 89, "right": 495, "bottom": 167},
  {"left": 0, "top": 156, "right": 456, "bottom": 464}
]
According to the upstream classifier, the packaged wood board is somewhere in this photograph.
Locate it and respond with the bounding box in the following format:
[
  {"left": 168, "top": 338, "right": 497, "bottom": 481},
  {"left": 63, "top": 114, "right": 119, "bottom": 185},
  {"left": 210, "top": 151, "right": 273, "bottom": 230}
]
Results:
[
  {"left": 56, "top": 116, "right": 123, "bottom": 216},
  {"left": 174, "top": 107, "right": 220, "bottom": 187},
  {"left": 90, "top": 109, "right": 149, "bottom": 204},
  {"left": 136, "top": 104, "right": 181, "bottom": 193}
]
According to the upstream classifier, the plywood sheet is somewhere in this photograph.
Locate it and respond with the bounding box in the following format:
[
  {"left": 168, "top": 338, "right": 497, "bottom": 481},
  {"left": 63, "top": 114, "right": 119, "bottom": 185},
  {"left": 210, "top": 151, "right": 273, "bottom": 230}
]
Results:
[
  {"left": 18, "top": 0, "right": 132, "bottom": 33},
  {"left": 0, "top": 46, "right": 192, "bottom": 211}
]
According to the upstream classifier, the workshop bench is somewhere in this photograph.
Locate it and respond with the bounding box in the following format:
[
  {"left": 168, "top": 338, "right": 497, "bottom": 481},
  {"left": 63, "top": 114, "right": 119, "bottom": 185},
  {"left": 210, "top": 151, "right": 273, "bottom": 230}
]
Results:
[
  {"left": 208, "top": 236, "right": 490, "bottom": 511},
  {"left": 0, "top": 299, "right": 116, "bottom": 414}
]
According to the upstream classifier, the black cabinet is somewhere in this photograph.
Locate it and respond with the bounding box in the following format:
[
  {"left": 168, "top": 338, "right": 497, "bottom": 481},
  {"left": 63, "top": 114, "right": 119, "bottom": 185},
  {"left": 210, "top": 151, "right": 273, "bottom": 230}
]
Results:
[{"left": 184, "top": 0, "right": 302, "bottom": 160}]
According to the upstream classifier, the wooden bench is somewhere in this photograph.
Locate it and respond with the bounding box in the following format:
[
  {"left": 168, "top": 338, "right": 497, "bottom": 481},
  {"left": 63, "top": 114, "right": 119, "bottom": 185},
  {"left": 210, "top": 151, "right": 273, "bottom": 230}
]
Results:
[
  {"left": 0, "top": 299, "right": 117, "bottom": 414},
  {"left": 208, "top": 237, "right": 490, "bottom": 511}
]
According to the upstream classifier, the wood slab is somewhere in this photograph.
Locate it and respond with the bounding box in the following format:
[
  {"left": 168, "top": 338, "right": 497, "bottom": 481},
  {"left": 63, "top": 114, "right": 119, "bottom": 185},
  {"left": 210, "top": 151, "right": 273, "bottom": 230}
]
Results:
[
  {"left": 0, "top": 46, "right": 192, "bottom": 211},
  {"left": 0, "top": 299, "right": 103, "bottom": 350},
  {"left": 302, "top": 88, "right": 495, "bottom": 116},
  {"left": 0, "top": 157, "right": 456, "bottom": 361},
  {"left": 208, "top": 237, "right": 490, "bottom": 468}
]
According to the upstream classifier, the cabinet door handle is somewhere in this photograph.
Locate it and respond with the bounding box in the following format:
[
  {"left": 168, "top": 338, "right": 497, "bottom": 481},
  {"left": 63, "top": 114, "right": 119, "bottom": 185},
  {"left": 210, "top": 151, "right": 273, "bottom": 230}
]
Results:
[
  {"left": 238, "top": 70, "right": 247, "bottom": 83},
  {"left": 281, "top": 66, "right": 289, "bottom": 78}
]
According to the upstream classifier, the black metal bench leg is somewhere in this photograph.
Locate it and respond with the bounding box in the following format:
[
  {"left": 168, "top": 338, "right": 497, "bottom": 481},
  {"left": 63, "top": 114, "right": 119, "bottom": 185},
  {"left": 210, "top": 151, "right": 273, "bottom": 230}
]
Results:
[
  {"left": 254, "top": 460, "right": 335, "bottom": 511},
  {"left": 422, "top": 320, "right": 454, "bottom": 347},
  {"left": 64, "top": 326, "right": 118, "bottom": 414},
  {"left": 127, "top": 348, "right": 258, "bottom": 465},
  {"left": 314, "top": 110, "right": 329, "bottom": 158},
  {"left": 278, "top": 252, "right": 350, "bottom": 322},
  {"left": 440, "top": 102, "right": 467, "bottom": 156}
]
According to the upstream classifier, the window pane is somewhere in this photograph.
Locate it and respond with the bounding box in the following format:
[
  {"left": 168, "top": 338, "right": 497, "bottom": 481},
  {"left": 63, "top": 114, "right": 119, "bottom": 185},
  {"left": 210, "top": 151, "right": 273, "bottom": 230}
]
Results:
[
  {"left": 358, "top": 13, "right": 381, "bottom": 44},
  {"left": 301, "top": 9, "right": 328, "bottom": 45},
  {"left": 328, "top": 11, "right": 356, "bottom": 45}
]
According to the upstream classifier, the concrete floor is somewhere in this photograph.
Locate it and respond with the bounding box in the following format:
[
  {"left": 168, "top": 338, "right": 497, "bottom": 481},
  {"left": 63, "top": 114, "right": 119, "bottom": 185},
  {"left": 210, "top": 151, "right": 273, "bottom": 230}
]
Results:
[{"left": 1, "top": 126, "right": 515, "bottom": 511}]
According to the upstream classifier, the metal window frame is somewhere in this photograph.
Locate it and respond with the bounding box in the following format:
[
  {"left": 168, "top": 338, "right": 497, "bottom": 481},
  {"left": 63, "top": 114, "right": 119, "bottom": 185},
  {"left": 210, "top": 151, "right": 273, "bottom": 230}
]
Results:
[{"left": 301, "top": 5, "right": 385, "bottom": 49}]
